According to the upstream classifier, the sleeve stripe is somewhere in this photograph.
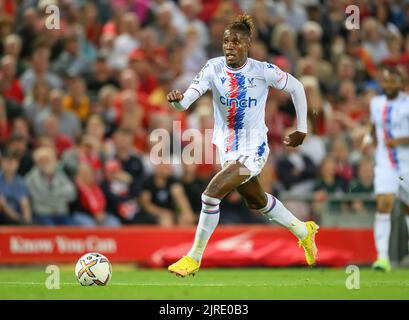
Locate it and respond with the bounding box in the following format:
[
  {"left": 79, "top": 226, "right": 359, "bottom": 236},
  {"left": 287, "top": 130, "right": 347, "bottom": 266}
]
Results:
[{"left": 280, "top": 73, "right": 289, "bottom": 91}]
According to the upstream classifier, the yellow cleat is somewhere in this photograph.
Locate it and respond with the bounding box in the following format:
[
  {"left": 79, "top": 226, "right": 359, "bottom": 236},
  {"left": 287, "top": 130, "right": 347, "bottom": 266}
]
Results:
[
  {"left": 298, "top": 221, "right": 319, "bottom": 267},
  {"left": 168, "top": 256, "right": 200, "bottom": 277}
]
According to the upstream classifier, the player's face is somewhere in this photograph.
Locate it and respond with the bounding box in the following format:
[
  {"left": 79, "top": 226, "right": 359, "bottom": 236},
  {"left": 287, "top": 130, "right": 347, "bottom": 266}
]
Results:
[
  {"left": 222, "top": 29, "right": 250, "bottom": 68},
  {"left": 381, "top": 70, "right": 402, "bottom": 99}
]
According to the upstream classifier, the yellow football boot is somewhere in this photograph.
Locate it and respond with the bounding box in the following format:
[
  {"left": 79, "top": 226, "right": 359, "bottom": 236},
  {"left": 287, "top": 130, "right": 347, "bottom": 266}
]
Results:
[
  {"left": 168, "top": 256, "right": 200, "bottom": 277},
  {"left": 298, "top": 221, "right": 319, "bottom": 266}
]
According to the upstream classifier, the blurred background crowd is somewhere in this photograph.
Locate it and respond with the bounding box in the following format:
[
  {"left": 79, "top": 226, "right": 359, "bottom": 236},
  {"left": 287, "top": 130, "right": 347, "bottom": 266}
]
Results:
[{"left": 0, "top": 0, "right": 409, "bottom": 227}]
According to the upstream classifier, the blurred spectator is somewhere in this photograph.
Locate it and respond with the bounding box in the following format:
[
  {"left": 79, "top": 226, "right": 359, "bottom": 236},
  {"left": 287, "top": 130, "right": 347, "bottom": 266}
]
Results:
[
  {"left": 61, "top": 134, "right": 103, "bottom": 181},
  {"left": 5, "top": 133, "right": 33, "bottom": 176},
  {"left": 86, "top": 52, "right": 119, "bottom": 98},
  {"left": 312, "top": 156, "right": 348, "bottom": 215},
  {"left": 348, "top": 158, "right": 375, "bottom": 215},
  {"left": 0, "top": 96, "right": 10, "bottom": 145},
  {"left": 35, "top": 89, "right": 81, "bottom": 141},
  {"left": 72, "top": 163, "right": 121, "bottom": 227},
  {"left": 52, "top": 34, "right": 90, "bottom": 78},
  {"left": 275, "top": 0, "right": 307, "bottom": 32},
  {"left": 16, "top": 7, "right": 40, "bottom": 59},
  {"left": 38, "top": 115, "right": 74, "bottom": 158},
  {"left": 110, "top": 127, "right": 145, "bottom": 191},
  {"left": 362, "top": 17, "right": 390, "bottom": 65},
  {"left": 23, "top": 81, "right": 50, "bottom": 124},
  {"left": 140, "top": 162, "right": 195, "bottom": 227},
  {"left": 63, "top": 76, "right": 91, "bottom": 123},
  {"left": 276, "top": 128, "right": 316, "bottom": 193},
  {"left": 0, "top": 149, "right": 32, "bottom": 225},
  {"left": 220, "top": 190, "right": 269, "bottom": 225},
  {"left": 100, "top": 158, "right": 143, "bottom": 224},
  {"left": 19, "top": 44, "right": 62, "bottom": 94},
  {"left": 153, "top": 2, "right": 182, "bottom": 49},
  {"left": 179, "top": 0, "right": 209, "bottom": 47},
  {"left": 3, "top": 34, "right": 24, "bottom": 76},
  {"left": 1, "top": 55, "right": 23, "bottom": 103},
  {"left": 181, "top": 162, "right": 207, "bottom": 217},
  {"left": 205, "top": 17, "right": 225, "bottom": 58},
  {"left": 112, "top": 12, "right": 141, "bottom": 70},
  {"left": 330, "top": 137, "right": 354, "bottom": 185},
  {"left": 271, "top": 23, "right": 299, "bottom": 68},
  {"left": 84, "top": 114, "right": 109, "bottom": 149},
  {"left": 96, "top": 85, "right": 118, "bottom": 135},
  {"left": 25, "top": 147, "right": 76, "bottom": 226}
]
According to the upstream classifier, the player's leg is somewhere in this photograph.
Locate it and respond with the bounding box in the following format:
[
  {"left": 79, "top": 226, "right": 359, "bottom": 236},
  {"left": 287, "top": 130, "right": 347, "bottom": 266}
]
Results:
[
  {"left": 237, "top": 176, "right": 307, "bottom": 237},
  {"left": 168, "top": 161, "right": 251, "bottom": 276},
  {"left": 236, "top": 176, "right": 319, "bottom": 266},
  {"left": 398, "top": 175, "right": 409, "bottom": 250},
  {"left": 373, "top": 194, "right": 395, "bottom": 271},
  {"left": 372, "top": 165, "right": 399, "bottom": 271}
]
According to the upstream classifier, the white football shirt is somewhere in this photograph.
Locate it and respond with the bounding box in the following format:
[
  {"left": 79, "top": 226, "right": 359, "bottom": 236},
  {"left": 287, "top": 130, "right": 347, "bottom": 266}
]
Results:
[
  {"left": 370, "top": 92, "right": 409, "bottom": 171},
  {"left": 181, "top": 57, "right": 293, "bottom": 154}
]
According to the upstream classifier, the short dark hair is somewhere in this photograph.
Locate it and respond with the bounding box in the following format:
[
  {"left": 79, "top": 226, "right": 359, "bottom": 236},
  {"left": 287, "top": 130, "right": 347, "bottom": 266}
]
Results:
[{"left": 227, "top": 14, "right": 254, "bottom": 38}]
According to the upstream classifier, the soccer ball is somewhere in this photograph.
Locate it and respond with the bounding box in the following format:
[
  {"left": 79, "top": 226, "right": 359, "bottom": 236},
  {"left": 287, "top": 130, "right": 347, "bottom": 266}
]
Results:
[{"left": 75, "top": 252, "right": 112, "bottom": 286}]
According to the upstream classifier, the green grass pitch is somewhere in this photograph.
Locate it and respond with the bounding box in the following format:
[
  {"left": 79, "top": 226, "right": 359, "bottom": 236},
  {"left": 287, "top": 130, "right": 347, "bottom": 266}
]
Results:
[{"left": 1, "top": 266, "right": 409, "bottom": 299}]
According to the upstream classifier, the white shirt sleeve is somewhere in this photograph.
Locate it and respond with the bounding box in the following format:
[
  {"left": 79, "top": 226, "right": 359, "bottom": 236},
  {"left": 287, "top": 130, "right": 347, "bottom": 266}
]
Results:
[
  {"left": 264, "top": 63, "right": 308, "bottom": 133},
  {"left": 283, "top": 74, "right": 308, "bottom": 133},
  {"left": 264, "top": 62, "right": 289, "bottom": 90},
  {"left": 171, "top": 62, "right": 212, "bottom": 111}
]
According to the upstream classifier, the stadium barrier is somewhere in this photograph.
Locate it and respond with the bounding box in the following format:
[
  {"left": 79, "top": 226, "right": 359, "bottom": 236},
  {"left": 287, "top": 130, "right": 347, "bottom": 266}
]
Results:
[{"left": 0, "top": 226, "right": 376, "bottom": 267}]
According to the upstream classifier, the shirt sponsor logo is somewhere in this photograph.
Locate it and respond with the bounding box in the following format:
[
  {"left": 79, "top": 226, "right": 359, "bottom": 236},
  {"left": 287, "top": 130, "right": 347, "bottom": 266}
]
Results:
[{"left": 219, "top": 96, "right": 257, "bottom": 108}]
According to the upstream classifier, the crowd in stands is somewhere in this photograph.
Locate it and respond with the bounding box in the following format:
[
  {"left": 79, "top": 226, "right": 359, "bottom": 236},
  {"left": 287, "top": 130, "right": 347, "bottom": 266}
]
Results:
[{"left": 1, "top": 0, "right": 409, "bottom": 226}]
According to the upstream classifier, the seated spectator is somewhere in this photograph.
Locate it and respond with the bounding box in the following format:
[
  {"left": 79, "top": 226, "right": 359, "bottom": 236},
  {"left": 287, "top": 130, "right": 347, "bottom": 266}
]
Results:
[
  {"left": 3, "top": 34, "right": 25, "bottom": 77},
  {"left": 1, "top": 55, "right": 24, "bottom": 104},
  {"left": 0, "top": 96, "right": 12, "bottom": 146},
  {"left": 19, "top": 45, "right": 62, "bottom": 94},
  {"left": 63, "top": 76, "right": 91, "bottom": 123},
  {"left": 86, "top": 52, "right": 119, "bottom": 98},
  {"left": 348, "top": 158, "right": 375, "bottom": 215},
  {"left": 276, "top": 128, "right": 316, "bottom": 193},
  {"left": 330, "top": 137, "right": 354, "bottom": 185},
  {"left": 100, "top": 159, "right": 143, "bottom": 224},
  {"left": 219, "top": 190, "right": 269, "bottom": 225},
  {"left": 5, "top": 133, "right": 33, "bottom": 176},
  {"left": 72, "top": 164, "right": 121, "bottom": 227},
  {"left": 313, "top": 156, "right": 348, "bottom": 215},
  {"left": 34, "top": 89, "right": 81, "bottom": 141},
  {"left": 25, "top": 147, "right": 76, "bottom": 226},
  {"left": 0, "top": 149, "right": 32, "bottom": 225},
  {"left": 22, "top": 81, "right": 50, "bottom": 124},
  {"left": 85, "top": 113, "right": 109, "bottom": 146},
  {"left": 181, "top": 162, "right": 207, "bottom": 217},
  {"left": 51, "top": 34, "right": 90, "bottom": 78},
  {"left": 38, "top": 115, "right": 74, "bottom": 158},
  {"left": 110, "top": 127, "right": 145, "bottom": 193},
  {"left": 140, "top": 162, "right": 195, "bottom": 227},
  {"left": 95, "top": 86, "right": 118, "bottom": 136},
  {"left": 61, "top": 134, "right": 103, "bottom": 181}
]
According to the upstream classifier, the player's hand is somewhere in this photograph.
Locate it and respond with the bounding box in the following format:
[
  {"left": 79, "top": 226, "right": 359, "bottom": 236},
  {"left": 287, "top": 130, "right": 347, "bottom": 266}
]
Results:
[
  {"left": 167, "top": 90, "right": 184, "bottom": 103},
  {"left": 283, "top": 131, "right": 306, "bottom": 147}
]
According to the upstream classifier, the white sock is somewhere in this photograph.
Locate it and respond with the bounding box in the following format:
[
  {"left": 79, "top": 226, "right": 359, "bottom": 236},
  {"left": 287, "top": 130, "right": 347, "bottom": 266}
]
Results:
[
  {"left": 187, "top": 194, "right": 220, "bottom": 263},
  {"left": 374, "top": 212, "right": 391, "bottom": 260},
  {"left": 259, "top": 193, "right": 308, "bottom": 240}
]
